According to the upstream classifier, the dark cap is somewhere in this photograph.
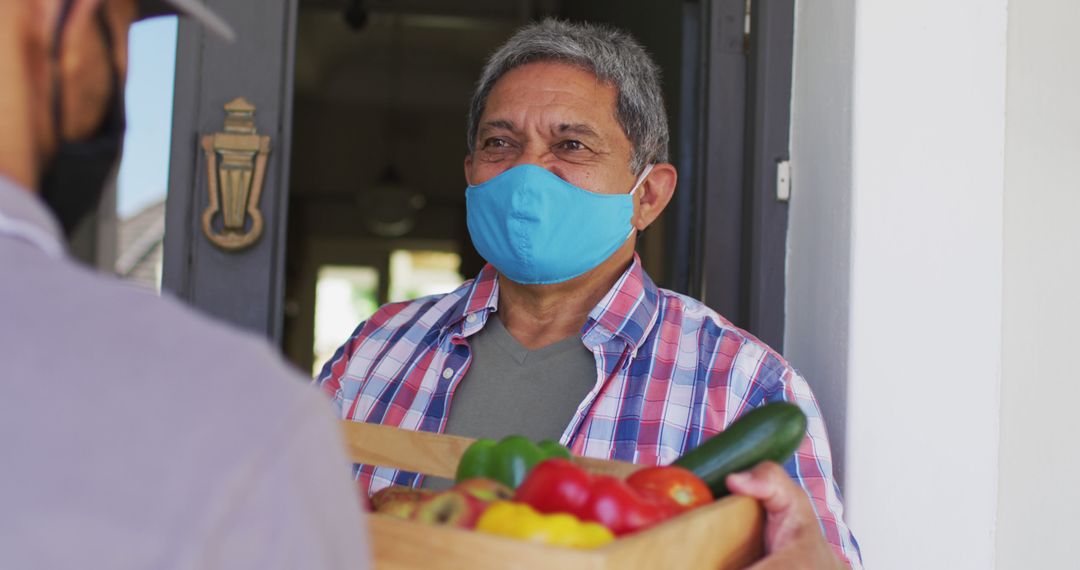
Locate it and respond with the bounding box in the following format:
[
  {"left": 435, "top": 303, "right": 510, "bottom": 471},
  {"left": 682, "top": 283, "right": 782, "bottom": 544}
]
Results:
[{"left": 138, "top": 0, "right": 235, "bottom": 41}]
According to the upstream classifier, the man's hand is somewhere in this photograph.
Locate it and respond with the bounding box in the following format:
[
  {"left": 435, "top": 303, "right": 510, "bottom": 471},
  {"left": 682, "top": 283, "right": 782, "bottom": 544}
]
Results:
[{"left": 726, "top": 462, "right": 847, "bottom": 570}]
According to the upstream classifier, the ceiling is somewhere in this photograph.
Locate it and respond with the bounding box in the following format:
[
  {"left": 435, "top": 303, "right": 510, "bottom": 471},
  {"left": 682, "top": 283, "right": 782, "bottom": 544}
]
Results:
[
  {"left": 294, "top": 0, "right": 560, "bottom": 109},
  {"left": 289, "top": 0, "right": 566, "bottom": 206}
]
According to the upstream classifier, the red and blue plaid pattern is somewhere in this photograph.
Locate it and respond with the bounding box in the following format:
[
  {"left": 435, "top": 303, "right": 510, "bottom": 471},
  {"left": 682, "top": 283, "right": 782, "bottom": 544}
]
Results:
[{"left": 317, "top": 256, "right": 861, "bottom": 567}]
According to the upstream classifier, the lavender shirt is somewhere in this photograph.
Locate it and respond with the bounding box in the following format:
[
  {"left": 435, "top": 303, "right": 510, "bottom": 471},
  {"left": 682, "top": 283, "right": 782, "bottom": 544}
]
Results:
[{"left": 0, "top": 177, "right": 370, "bottom": 569}]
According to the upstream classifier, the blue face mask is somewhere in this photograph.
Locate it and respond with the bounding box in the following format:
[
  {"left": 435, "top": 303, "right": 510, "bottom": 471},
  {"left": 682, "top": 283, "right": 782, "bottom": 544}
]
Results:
[{"left": 465, "top": 164, "right": 653, "bottom": 285}]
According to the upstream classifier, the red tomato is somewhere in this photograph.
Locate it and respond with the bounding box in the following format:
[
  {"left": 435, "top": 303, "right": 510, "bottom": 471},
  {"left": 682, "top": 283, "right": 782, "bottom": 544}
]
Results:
[
  {"left": 515, "top": 459, "right": 678, "bottom": 536},
  {"left": 580, "top": 475, "right": 672, "bottom": 536},
  {"left": 514, "top": 458, "right": 593, "bottom": 515},
  {"left": 626, "top": 466, "right": 714, "bottom": 512}
]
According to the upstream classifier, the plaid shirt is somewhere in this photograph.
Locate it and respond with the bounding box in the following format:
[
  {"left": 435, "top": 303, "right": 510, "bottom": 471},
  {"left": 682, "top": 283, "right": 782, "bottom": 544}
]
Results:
[{"left": 317, "top": 256, "right": 862, "bottom": 567}]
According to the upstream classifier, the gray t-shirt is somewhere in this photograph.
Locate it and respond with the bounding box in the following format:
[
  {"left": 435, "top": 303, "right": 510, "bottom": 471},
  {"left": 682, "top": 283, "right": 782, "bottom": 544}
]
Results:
[
  {"left": 424, "top": 313, "right": 596, "bottom": 488},
  {"left": 0, "top": 178, "right": 370, "bottom": 569}
]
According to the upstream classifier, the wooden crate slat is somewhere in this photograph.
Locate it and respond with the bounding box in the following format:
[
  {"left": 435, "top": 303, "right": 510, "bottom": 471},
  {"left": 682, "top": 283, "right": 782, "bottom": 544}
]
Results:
[
  {"left": 340, "top": 420, "right": 472, "bottom": 479},
  {"left": 368, "top": 496, "right": 762, "bottom": 570},
  {"left": 370, "top": 516, "right": 606, "bottom": 570},
  {"left": 339, "top": 420, "right": 643, "bottom": 479},
  {"left": 603, "top": 496, "right": 763, "bottom": 569}
]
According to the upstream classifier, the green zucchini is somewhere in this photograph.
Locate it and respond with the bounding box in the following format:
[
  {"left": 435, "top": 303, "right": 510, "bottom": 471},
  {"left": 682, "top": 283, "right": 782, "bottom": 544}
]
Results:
[{"left": 672, "top": 402, "right": 808, "bottom": 497}]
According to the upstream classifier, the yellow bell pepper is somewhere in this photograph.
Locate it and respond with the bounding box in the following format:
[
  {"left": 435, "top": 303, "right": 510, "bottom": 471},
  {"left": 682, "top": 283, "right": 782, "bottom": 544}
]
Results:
[{"left": 476, "top": 501, "right": 615, "bottom": 549}]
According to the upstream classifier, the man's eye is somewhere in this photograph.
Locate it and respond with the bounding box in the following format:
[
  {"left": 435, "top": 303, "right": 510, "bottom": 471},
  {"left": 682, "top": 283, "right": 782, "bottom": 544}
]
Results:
[
  {"left": 557, "top": 140, "right": 587, "bottom": 152},
  {"left": 482, "top": 138, "right": 510, "bottom": 149}
]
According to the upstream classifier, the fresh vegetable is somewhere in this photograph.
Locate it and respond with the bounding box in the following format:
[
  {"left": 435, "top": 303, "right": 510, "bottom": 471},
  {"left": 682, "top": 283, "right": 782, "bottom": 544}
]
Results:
[
  {"left": 511, "top": 457, "right": 592, "bottom": 515},
  {"left": 515, "top": 458, "right": 675, "bottom": 536},
  {"left": 672, "top": 401, "right": 808, "bottom": 497},
  {"left": 455, "top": 435, "right": 571, "bottom": 488},
  {"left": 580, "top": 475, "right": 675, "bottom": 536},
  {"left": 476, "top": 501, "right": 615, "bottom": 549},
  {"left": 626, "top": 466, "right": 713, "bottom": 512}
]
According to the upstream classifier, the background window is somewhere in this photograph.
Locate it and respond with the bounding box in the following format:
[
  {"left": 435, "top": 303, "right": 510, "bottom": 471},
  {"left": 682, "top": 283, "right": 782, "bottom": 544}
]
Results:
[
  {"left": 389, "top": 250, "right": 463, "bottom": 302},
  {"left": 312, "top": 265, "right": 380, "bottom": 376},
  {"left": 113, "top": 16, "right": 178, "bottom": 291}
]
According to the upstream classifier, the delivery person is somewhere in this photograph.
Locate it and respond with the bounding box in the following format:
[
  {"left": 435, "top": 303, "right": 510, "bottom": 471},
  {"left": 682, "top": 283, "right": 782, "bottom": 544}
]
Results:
[
  {"left": 318, "top": 18, "right": 861, "bottom": 568},
  {"left": 0, "top": 1, "right": 369, "bottom": 568}
]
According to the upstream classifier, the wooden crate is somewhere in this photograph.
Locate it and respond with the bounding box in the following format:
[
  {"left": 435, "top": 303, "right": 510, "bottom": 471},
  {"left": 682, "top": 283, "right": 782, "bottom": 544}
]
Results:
[{"left": 341, "top": 421, "right": 764, "bottom": 570}]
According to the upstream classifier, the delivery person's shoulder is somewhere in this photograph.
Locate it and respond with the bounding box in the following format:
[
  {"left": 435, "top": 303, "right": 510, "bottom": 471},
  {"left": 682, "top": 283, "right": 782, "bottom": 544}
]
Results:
[
  {"left": 1, "top": 251, "right": 368, "bottom": 570},
  {"left": 5, "top": 248, "right": 329, "bottom": 430}
]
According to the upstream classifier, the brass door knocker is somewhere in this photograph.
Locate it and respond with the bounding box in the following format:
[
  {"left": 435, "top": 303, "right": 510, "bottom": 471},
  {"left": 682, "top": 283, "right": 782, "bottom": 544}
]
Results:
[{"left": 200, "top": 97, "right": 272, "bottom": 251}]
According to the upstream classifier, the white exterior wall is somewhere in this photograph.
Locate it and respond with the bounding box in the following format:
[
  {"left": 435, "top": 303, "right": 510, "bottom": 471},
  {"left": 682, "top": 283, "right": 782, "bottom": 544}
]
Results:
[
  {"left": 845, "top": 1, "right": 1007, "bottom": 566},
  {"left": 787, "top": 1, "right": 1008, "bottom": 568},
  {"left": 996, "top": 0, "right": 1080, "bottom": 567}
]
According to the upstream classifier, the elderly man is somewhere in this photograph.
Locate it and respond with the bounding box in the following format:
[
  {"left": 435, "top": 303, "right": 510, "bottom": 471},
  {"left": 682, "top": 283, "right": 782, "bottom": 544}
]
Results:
[
  {"left": 318, "top": 19, "right": 860, "bottom": 567},
  {"left": 0, "top": 1, "right": 368, "bottom": 567}
]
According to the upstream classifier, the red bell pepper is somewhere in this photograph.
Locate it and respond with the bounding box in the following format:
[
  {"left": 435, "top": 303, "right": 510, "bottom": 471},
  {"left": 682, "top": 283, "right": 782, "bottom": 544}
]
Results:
[{"left": 514, "top": 458, "right": 674, "bottom": 536}]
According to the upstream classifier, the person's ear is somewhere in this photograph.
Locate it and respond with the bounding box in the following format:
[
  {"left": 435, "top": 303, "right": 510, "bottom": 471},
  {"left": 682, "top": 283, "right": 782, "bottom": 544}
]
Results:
[
  {"left": 632, "top": 163, "right": 677, "bottom": 231},
  {"left": 463, "top": 154, "right": 474, "bottom": 186}
]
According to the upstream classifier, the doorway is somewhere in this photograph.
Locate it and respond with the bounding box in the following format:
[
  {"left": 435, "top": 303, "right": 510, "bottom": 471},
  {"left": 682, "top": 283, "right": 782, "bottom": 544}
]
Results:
[
  {"left": 281, "top": 0, "right": 688, "bottom": 373},
  {"left": 160, "top": 0, "right": 794, "bottom": 372}
]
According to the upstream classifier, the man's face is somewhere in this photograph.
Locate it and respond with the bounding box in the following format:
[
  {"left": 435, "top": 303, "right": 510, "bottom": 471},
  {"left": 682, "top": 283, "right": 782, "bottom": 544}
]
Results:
[{"left": 465, "top": 61, "right": 639, "bottom": 197}]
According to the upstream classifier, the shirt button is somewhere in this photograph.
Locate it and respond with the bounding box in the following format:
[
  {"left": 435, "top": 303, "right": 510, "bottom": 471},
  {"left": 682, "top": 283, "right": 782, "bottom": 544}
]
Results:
[
  {"left": 465, "top": 314, "right": 478, "bottom": 324},
  {"left": 442, "top": 367, "right": 454, "bottom": 379}
]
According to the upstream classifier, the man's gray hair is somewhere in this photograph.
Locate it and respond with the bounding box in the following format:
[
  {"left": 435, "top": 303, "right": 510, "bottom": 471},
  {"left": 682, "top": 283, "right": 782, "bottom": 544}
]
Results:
[{"left": 466, "top": 19, "right": 669, "bottom": 173}]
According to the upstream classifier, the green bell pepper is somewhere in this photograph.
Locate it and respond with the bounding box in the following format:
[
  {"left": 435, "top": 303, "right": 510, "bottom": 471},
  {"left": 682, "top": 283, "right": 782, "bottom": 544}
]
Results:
[{"left": 454, "top": 435, "right": 571, "bottom": 488}]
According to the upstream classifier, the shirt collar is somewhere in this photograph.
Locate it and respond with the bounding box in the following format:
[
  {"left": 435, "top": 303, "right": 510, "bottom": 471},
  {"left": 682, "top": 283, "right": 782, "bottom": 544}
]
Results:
[
  {"left": 444, "top": 255, "right": 660, "bottom": 352},
  {"left": 442, "top": 263, "right": 501, "bottom": 337},
  {"left": 0, "top": 175, "right": 65, "bottom": 258},
  {"left": 581, "top": 254, "right": 660, "bottom": 352}
]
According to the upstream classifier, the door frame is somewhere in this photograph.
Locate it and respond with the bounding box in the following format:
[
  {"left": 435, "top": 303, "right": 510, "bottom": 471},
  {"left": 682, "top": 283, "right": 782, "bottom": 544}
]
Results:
[
  {"left": 161, "top": 0, "right": 300, "bottom": 342},
  {"left": 673, "top": 0, "right": 795, "bottom": 350},
  {"left": 160, "top": 0, "right": 797, "bottom": 351}
]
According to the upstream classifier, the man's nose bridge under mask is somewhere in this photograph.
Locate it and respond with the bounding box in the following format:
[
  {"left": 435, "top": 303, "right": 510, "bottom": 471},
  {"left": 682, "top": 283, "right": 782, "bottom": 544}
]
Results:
[{"left": 473, "top": 162, "right": 654, "bottom": 196}]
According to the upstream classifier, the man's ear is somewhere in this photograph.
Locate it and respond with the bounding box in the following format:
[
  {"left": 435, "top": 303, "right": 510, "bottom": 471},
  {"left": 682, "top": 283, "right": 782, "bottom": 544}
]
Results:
[
  {"left": 463, "top": 154, "right": 473, "bottom": 186},
  {"left": 632, "top": 163, "right": 677, "bottom": 231}
]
